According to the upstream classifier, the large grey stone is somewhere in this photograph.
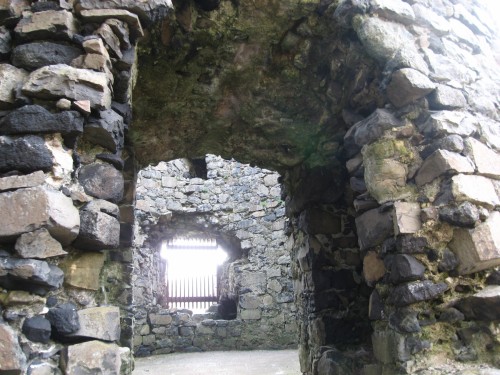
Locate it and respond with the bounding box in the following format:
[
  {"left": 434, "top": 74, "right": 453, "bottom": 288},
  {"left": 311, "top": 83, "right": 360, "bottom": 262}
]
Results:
[
  {"left": 0, "top": 63, "right": 28, "bottom": 109},
  {"left": 11, "top": 42, "right": 83, "bottom": 71},
  {"left": 22, "top": 64, "right": 112, "bottom": 110},
  {"left": 449, "top": 211, "right": 500, "bottom": 275},
  {"left": 415, "top": 149, "right": 475, "bottom": 186},
  {"left": 47, "top": 302, "right": 80, "bottom": 335},
  {"left": 0, "top": 257, "right": 64, "bottom": 294},
  {"left": 387, "top": 68, "right": 436, "bottom": 108},
  {"left": 0, "top": 170, "right": 45, "bottom": 191},
  {"left": 97, "top": 23, "right": 122, "bottom": 59},
  {"left": 439, "top": 202, "right": 479, "bottom": 228},
  {"left": 14, "top": 10, "right": 78, "bottom": 41},
  {"left": 0, "top": 105, "right": 84, "bottom": 137},
  {"left": 412, "top": 4, "right": 450, "bottom": 35},
  {"left": 75, "top": 0, "right": 172, "bottom": 25},
  {"left": 456, "top": 286, "right": 500, "bottom": 321},
  {"left": 22, "top": 315, "right": 52, "bottom": 343},
  {"left": 0, "top": 26, "right": 11, "bottom": 58},
  {"left": 353, "top": 15, "right": 428, "bottom": 74},
  {"left": 78, "top": 163, "right": 124, "bottom": 203},
  {"left": 0, "top": 187, "right": 80, "bottom": 244},
  {"left": 0, "top": 323, "right": 26, "bottom": 373},
  {"left": 418, "top": 111, "right": 476, "bottom": 138},
  {"left": 388, "top": 280, "right": 448, "bottom": 306},
  {"left": 344, "top": 108, "right": 404, "bottom": 154},
  {"left": 451, "top": 174, "right": 499, "bottom": 209},
  {"left": 79, "top": 9, "right": 143, "bottom": 40},
  {"left": 355, "top": 207, "right": 393, "bottom": 250},
  {"left": 393, "top": 201, "right": 421, "bottom": 235},
  {"left": 60, "top": 252, "right": 105, "bottom": 290},
  {"left": 84, "top": 109, "right": 125, "bottom": 153},
  {"left": 370, "top": 0, "right": 414, "bottom": 25},
  {"left": 464, "top": 138, "right": 500, "bottom": 179},
  {"left": 73, "top": 206, "right": 120, "bottom": 250},
  {"left": 15, "top": 228, "right": 67, "bottom": 259},
  {"left": 0, "top": 135, "right": 53, "bottom": 174},
  {"left": 428, "top": 85, "right": 467, "bottom": 110},
  {"left": 62, "top": 340, "right": 123, "bottom": 375},
  {"left": 69, "top": 306, "right": 120, "bottom": 341}
]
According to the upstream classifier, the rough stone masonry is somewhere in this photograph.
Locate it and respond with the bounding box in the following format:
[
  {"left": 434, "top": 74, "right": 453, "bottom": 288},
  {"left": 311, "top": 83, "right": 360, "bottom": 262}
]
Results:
[{"left": 0, "top": 0, "right": 499, "bottom": 375}]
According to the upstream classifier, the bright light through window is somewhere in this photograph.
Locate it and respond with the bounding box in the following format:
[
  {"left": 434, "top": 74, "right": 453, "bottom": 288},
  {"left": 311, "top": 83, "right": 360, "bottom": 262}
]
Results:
[{"left": 160, "top": 245, "right": 228, "bottom": 278}]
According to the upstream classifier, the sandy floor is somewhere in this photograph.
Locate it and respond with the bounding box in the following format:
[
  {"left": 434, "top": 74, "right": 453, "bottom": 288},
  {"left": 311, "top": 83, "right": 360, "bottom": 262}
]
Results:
[{"left": 133, "top": 349, "right": 302, "bottom": 375}]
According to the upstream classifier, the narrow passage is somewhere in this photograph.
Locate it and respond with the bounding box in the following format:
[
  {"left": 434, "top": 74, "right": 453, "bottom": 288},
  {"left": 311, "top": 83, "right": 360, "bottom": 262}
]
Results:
[{"left": 133, "top": 350, "right": 301, "bottom": 375}]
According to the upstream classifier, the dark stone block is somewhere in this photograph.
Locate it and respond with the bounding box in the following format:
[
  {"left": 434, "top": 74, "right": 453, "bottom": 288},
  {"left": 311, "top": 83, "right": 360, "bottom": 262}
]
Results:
[
  {"left": 84, "top": 109, "right": 125, "bottom": 153},
  {"left": 298, "top": 208, "right": 342, "bottom": 235},
  {"left": 356, "top": 207, "right": 394, "bottom": 251},
  {"left": 113, "top": 70, "right": 131, "bottom": 104},
  {"left": 389, "top": 309, "right": 420, "bottom": 333},
  {"left": 31, "top": 1, "right": 59, "bottom": 12},
  {"left": 73, "top": 208, "right": 120, "bottom": 250},
  {"left": 78, "top": 163, "right": 124, "bottom": 203},
  {"left": 420, "top": 134, "right": 464, "bottom": 159},
  {"left": 438, "top": 248, "right": 459, "bottom": 273},
  {"left": 47, "top": 302, "right": 80, "bottom": 335},
  {"left": 194, "top": 0, "right": 221, "bottom": 11},
  {"left": 11, "top": 42, "right": 82, "bottom": 71},
  {"left": 389, "top": 254, "right": 425, "bottom": 284},
  {"left": 455, "top": 286, "right": 500, "bottom": 321},
  {"left": 438, "top": 308, "right": 465, "bottom": 323},
  {"left": 388, "top": 281, "right": 448, "bottom": 307},
  {"left": 369, "top": 290, "right": 385, "bottom": 320},
  {"left": 486, "top": 270, "right": 500, "bottom": 285},
  {"left": 396, "top": 235, "right": 428, "bottom": 254},
  {"left": 22, "top": 316, "right": 51, "bottom": 343},
  {"left": 439, "top": 202, "right": 479, "bottom": 228},
  {"left": 0, "top": 135, "right": 53, "bottom": 173}
]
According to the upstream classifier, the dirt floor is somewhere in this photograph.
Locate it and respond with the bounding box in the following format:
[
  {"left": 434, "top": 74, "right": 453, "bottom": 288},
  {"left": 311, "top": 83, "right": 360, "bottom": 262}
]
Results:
[{"left": 133, "top": 349, "right": 301, "bottom": 375}]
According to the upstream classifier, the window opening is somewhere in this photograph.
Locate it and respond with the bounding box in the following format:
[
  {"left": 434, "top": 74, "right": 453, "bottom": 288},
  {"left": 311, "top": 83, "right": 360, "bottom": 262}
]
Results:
[{"left": 161, "top": 237, "right": 228, "bottom": 313}]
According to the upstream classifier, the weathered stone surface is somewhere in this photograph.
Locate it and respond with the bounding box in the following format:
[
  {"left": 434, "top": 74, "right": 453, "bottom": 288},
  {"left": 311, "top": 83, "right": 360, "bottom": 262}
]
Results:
[
  {"left": 418, "top": 111, "right": 476, "bottom": 138},
  {"left": 0, "top": 323, "right": 26, "bottom": 372},
  {"left": 389, "top": 255, "right": 425, "bottom": 284},
  {"left": 363, "top": 251, "right": 386, "bottom": 286},
  {"left": 11, "top": 42, "right": 82, "bottom": 71},
  {"left": 298, "top": 208, "right": 341, "bottom": 235},
  {"left": 0, "top": 170, "right": 45, "bottom": 191},
  {"left": 353, "top": 16, "right": 428, "bottom": 74},
  {"left": 389, "top": 309, "right": 420, "bottom": 333},
  {"left": 78, "top": 163, "right": 124, "bottom": 203},
  {"left": 0, "top": 105, "right": 84, "bottom": 137},
  {"left": 393, "top": 201, "right": 421, "bottom": 235},
  {"left": 62, "top": 340, "right": 123, "bottom": 375},
  {"left": 387, "top": 68, "right": 436, "bottom": 108},
  {"left": 421, "top": 135, "right": 465, "bottom": 159},
  {"left": 429, "top": 85, "right": 467, "bottom": 110},
  {"left": 14, "top": 10, "right": 78, "bottom": 41},
  {"left": 0, "top": 257, "right": 64, "bottom": 294},
  {"left": 388, "top": 280, "right": 448, "bottom": 306},
  {"left": 412, "top": 4, "right": 450, "bottom": 35},
  {"left": 27, "top": 360, "right": 62, "bottom": 375},
  {"left": 0, "top": 26, "right": 11, "bottom": 58},
  {"left": 84, "top": 199, "right": 120, "bottom": 218},
  {"left": 438, "top": 248, "right": 460, "bottom": 273},
  {"left": 316, "top": 349, "right": 352, "bottom": 375},
  {"left": 0, "top": 135, "right": 53, "bottom": 173},
  {"left": 456, "top": 286, "right": 500, "bottom": 321},
  {"left": 75, "top": 0, "right": 172, "bottom": 25},
  {"left": 47, "top": 303, "right": 80, "bottom": 335},
  {"left": 451, "top": 174, "right": 499, "bottom": 209},
  {"left": 0, "top": 64, "right": 28, "bottom": 109},
  {"left": 60, "top": 252, "right": 105, "bottom": 290},
  {"left": 73, "top": 206, "right": 120, "bottom": 250},
  {"left": 439, "top": 202, "right": 479, "bottom": 228},
  {"left": 0, "top": 187, "right": 80, "bottom": 244},
  {"left": 105, "top": 19, "right": 131, "bottom": 50},
  {"left": 97, "top": 23, "right": 122, "bottom": 59},
  {"left": 372, "top": 328, "right": 409, "bottom": 364},
  {"left": 415, "top": 150, "right": 475, "bottom": 186},
  {"left": 465, "top": 138, "right": 500, "bottom": 179},
  {"left": 79, "top": 9, "right": 143, "bottom": 39},
  {"left": 396, "top": 236, "right": 428, "bottom": 254},
  {"left": 22, "top": 64, "right": 111, "bottom": 110},
  {"left": 22, "top": 316, "right": 51, "bottom": 343},
  {"left": 71, "top": 53, "right": 113, "bottom": 83},
  {"left": 240, "top": 308, "right": 261, "bottom": 320},
  {"left": 362, "top": 139, "right": 416, "bottom": 203},
  {"left": 70, "top": 306, "right": 120, "bottom": 341},
  {"left": 355, "top": 207, "right": 393, "bottom": 250},
  {"left": 15, "top": 228, "right": 67, "bottom": 259},
  {"left": 449, "top": 211, "right": 500, "bottom": 275},
  {"left": 370, "top": 0, "right": 415, "bottom": 25},
  {"left": 149, "top": 314, "right": 172, "bottom": 325},
  {"left": 344, "top": 108, "right": 403, "bottom": 154},
  {"left": 82, "top": 37, "right": 110, "bottom": 59},
  {"left": 84, "top": 109, "right": 125, "bottom": 153}
]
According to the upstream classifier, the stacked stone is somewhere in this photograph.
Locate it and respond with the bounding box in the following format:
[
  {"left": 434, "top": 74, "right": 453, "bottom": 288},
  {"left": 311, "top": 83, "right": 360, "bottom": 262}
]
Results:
[
  {"left": 334, "top": 0, "right": 500, "bottom": 373},
  {"left": 133, "top": 155, "right": 297, "bottom": 355},
  {"left": 0, "top": 1, "right": 170, "bottom": 374}
]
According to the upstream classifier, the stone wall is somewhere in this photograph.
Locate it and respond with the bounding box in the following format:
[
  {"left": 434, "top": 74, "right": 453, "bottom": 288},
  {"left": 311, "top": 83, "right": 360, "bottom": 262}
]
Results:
[{"left": 132, "top": 155, "right": 297, "bottom": 355}]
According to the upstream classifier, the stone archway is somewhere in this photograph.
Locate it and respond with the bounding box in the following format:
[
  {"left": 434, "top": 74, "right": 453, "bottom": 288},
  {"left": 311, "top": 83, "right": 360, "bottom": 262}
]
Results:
[{"left": 0, "top": 1, "right": 499, "bottom": 375}]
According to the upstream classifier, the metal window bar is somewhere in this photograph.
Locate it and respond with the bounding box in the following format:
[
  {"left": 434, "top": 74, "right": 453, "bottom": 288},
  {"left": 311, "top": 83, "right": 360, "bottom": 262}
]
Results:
[{"left": 167, "top": 274, "right": 219, "bottom": 311}]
